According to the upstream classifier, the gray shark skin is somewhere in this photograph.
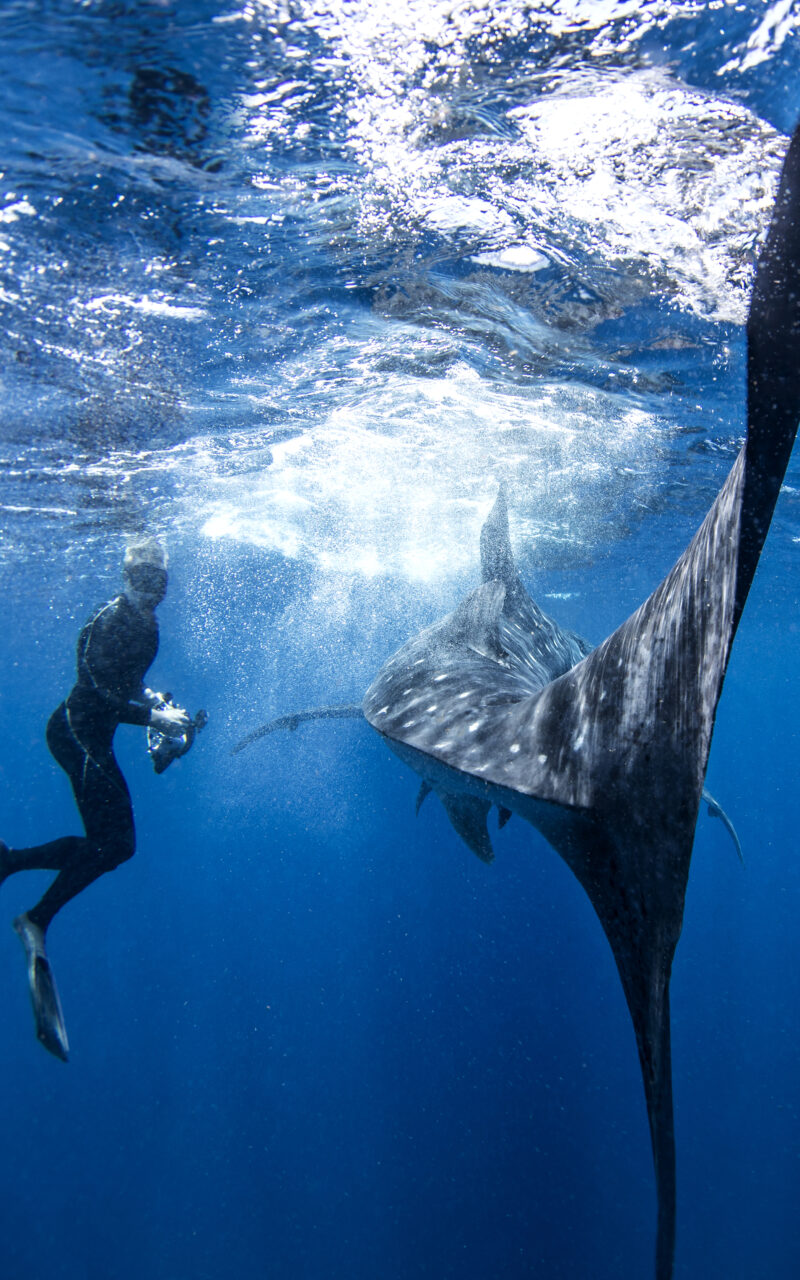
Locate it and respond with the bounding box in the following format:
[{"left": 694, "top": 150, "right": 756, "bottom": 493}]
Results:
[{"left": 236, "top": 123, "right": 800, "bottom": 1280}]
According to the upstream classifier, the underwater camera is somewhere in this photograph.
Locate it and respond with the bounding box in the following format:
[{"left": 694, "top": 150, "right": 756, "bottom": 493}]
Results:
[{"left": 146, "top": 692, "right": 208, "bottom": 774}]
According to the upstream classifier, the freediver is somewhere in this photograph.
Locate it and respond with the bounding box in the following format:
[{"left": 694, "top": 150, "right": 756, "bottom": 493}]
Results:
[{"left": 0, "top": 538, "right": 197, "bottom": 1060}]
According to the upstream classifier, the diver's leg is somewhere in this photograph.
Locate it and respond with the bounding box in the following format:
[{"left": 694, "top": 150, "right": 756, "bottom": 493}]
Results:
[
  {"left": 23, "top": 845, "right": 131, "bottom": 931},
  {"left": 8, "top": 707, "right": 132, "bottom": 1060},
  {"left": 1, "top": 836, "right": 85, "bottom": 878},
  {"left": 24, "top": 751, "right": 135, "bottom": 933},
  {"left": 0, "top": 705, "right": 89, "bottom": 884},
  {"left": 8, "top": 706, "right": 89, "bottom": 1061},
  {"left": 12, "top": 798, "right": 130, "bottom": 1058}
]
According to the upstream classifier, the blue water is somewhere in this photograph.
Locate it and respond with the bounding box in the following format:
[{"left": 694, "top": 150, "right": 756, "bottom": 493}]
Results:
[{"left": 1, "top": 1, "right": 799, "bottom": 1276}]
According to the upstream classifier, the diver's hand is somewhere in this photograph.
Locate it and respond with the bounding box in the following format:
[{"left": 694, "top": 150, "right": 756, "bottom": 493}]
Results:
[{"left": 150, "top": 705, "right": 191, "bottom": 737}]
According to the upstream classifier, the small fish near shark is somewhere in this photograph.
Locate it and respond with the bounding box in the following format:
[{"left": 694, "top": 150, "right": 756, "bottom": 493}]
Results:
[{"left": 235, "top": 120, "right": 800, "bottom": 1280}]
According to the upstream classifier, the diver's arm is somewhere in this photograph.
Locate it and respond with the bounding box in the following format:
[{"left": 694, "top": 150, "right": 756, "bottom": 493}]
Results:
[
  {"left": 150, "top": 704, "right": 191, "bottom": 737},
  {"left": 117, "top": 697, "right": 153, "bottom": 726},
  {"left": 142, "top": 688, "right": 192, "bottom": 737}
]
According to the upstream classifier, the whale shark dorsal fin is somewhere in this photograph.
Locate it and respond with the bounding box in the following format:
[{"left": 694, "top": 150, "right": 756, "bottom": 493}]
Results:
[
  {"left": 480, "top": 483, "right": 518, "bottom": 588},
  {"left": 447, "top": 579, "right": 506, "bottom": 661}
]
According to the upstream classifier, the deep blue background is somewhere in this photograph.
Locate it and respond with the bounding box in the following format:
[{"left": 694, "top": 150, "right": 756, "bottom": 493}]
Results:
[{"left": 1, "top": 526, "right": 798, "bottom": 1279}]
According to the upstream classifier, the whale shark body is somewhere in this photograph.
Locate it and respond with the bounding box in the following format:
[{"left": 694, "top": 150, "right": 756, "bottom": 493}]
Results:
[{"left": 236, "top": 121, "right": 800, "bottom": 1279}]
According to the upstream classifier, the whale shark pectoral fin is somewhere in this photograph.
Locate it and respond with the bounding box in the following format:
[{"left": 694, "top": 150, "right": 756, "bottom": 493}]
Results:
[
  {"left": 415, "top": 780, "right": 432, "bottom": 816},
  {"left": 439, "top": 793, "right": 494, "bottom": 864},
  {"left": 701, "top": 788, "right": 745, "bottom": 866},
  {"left": 232, "top": 704, "right": 365, "bottom": 754}
]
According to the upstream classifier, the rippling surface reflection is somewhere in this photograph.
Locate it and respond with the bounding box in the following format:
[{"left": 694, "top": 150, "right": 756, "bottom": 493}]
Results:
[{"left": 1, "top": 0, "right": 799, "bottom": 586}]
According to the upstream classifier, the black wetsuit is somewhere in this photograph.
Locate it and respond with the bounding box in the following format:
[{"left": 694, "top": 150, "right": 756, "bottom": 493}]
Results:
[{"left": 8, "top": 595, "right": 157, "bottom": 931}]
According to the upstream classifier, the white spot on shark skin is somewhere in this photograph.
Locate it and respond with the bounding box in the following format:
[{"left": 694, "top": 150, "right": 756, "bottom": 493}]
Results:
[
  {"left": 434, "top": 673, "right": 448, "bottom": 682},
  {"left": 509, "top": 743, "right": 521, "bottom": 754},
  {"left": 426, "top": 704, "right": 438, "bottom": 713},
  {"left": 376, "top": 706, "right": 389, "bottom": 716},
  {"left": 414, "top": 659, "right": 424, "bottom": 666},
  {"left": 403, "top": 719, "right": 417, "bottom": 729},
  {"left": 468, "top": 721, "right": 482, "bottom": 732},
  {"left": 457, "top": 690, "right": 473, "bottom": 699},
  {"left": 402, "top": 688, "right": 412, "bottom": 695},
  {"left": 538, "top": 753, "right": 548, "bottom": 765},
  {"left": 433, "top": 741, "right": 452, "bottom": 750}
]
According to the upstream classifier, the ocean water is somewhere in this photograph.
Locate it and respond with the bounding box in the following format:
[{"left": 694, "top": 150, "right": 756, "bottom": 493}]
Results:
[{"left": 0, "top": 1, "right": 799, "bottom": 1277}]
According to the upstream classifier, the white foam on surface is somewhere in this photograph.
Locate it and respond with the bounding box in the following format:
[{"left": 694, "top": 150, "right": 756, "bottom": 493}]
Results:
[
  {"left": 199, "top": 365, "right": 664, "bottom": 580},
  {"left": 273, "top": 1, "right": 786, "bottom": 322}
]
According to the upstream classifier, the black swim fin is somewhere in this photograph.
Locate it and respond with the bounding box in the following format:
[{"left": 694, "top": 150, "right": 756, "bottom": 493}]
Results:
[{"left": 13, "top": 914, "right": 69, "bottom": 1062}]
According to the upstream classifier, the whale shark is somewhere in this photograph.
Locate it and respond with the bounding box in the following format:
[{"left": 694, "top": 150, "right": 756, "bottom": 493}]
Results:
[{"left": 235, "top": 120, "right": 800, "bottom": 1280}]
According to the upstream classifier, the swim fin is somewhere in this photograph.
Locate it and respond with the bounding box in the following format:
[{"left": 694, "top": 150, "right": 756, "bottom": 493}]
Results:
[{"left": 13, "top": 914, "right": 69, "bottom": 1062}]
